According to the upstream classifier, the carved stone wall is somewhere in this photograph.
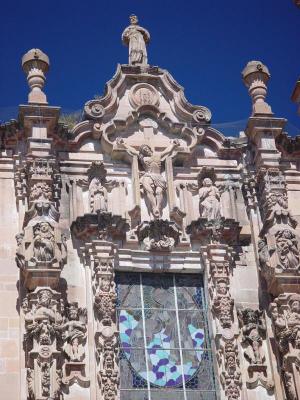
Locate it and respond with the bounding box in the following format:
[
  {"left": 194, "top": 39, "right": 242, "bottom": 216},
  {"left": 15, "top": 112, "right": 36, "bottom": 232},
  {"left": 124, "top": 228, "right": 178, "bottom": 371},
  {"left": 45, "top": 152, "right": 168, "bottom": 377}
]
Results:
[{"left": 0, "top": 16, "right": 300, "bottom": 400}]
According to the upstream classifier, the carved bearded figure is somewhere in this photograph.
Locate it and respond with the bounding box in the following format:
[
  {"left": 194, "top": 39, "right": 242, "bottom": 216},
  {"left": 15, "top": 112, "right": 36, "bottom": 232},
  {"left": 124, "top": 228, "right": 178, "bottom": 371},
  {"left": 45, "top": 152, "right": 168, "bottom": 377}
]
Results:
[
  {"left": 117, "top": 137, "right": 179, "bottom": 219},
  {"left": 33, "top": 222, "right": 55, "bottom": 262},
  {"left": 199, "top": 178, "right": 221, "bottom": 220}
]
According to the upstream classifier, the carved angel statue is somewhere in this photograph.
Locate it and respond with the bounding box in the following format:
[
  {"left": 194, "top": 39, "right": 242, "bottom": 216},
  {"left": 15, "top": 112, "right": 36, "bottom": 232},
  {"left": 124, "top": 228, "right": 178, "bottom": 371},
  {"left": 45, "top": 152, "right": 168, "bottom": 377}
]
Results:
[
  {"left": 199, "top": 177, "right": 221, "bottom": 220},
  {"left": 117, "top": 137, "right": 180, "bottom": 219},
  {"left": 122, "top": 15, "right": 150, "bottom": 65}
]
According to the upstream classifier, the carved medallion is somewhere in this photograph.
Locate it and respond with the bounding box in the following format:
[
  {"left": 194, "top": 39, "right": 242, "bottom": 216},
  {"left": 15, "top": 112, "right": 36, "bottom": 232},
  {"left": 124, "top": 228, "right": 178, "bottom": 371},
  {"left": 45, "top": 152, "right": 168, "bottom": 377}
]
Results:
[{"left": 129, "top": 83, "right": 159, "bottom": 108}]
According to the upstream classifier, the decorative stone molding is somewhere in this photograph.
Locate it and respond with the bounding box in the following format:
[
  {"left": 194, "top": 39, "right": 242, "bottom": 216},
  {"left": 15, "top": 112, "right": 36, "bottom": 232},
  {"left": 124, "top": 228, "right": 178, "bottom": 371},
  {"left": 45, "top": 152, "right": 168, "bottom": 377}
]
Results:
[{"left": 84, "top": 100, "right": 105, "bottom": 120}]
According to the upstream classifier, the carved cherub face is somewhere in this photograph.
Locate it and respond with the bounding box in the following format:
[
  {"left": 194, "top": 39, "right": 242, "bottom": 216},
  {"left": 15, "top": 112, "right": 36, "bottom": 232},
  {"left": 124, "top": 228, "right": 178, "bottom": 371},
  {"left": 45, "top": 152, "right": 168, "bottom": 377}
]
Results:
[
  {"left": 291, "top": 300, "right": 300, "bottom": 313},
  {"left": 68, "top": 303, "right": 79, "bottom": 320},
  {"left": 203, "top": 178, "right": 213, "bottom": 187},
  {"left": 40, "top": 222, "right": 50, "bottom": 233},
  {"left": 217, "top": 282, "right": 227, "bottom": 295}
]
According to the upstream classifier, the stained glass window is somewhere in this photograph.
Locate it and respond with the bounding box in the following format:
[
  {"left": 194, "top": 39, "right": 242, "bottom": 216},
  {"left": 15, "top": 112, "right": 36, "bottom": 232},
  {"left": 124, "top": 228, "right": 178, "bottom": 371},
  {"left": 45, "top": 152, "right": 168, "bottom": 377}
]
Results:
[{"left": 116, "top": 272, "right": 217, "bottom": 400}]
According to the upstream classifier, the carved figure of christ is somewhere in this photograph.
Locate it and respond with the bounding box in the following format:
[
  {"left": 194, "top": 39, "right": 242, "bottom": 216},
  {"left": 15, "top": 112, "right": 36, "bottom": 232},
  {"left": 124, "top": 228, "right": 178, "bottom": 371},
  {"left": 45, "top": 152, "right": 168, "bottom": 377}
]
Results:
[{"left": 117, "top": 131, "right": 179, "bottom": 219}]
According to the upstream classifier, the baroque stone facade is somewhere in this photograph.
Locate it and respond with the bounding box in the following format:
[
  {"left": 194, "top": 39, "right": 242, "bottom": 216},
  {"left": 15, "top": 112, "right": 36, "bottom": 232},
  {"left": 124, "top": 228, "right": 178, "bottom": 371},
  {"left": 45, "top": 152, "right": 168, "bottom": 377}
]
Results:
[{"left": 1, "top": 14, "right": 300, "bottom": 400}]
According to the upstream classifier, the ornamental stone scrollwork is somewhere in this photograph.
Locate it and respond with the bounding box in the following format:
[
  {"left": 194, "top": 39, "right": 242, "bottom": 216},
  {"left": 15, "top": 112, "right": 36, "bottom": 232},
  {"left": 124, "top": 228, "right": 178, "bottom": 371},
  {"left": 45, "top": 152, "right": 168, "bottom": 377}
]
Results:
[
  {"left": 84, "top": 99, "right": 105, "bottom": 120},
  {"left": 270, "top": 293, "right": 300, "bottom": 400},
  {"left": 129, "top": 83, "right": 159, "bottom": 108},
  {"left": 136, "top": 219, "right": 180, "bottom": 251},
  {"left": 238, "top": 308, "right": 274, "bottom": 390},
  {"left": 192, "top": 107, "right": 212, "bottom": 124}
]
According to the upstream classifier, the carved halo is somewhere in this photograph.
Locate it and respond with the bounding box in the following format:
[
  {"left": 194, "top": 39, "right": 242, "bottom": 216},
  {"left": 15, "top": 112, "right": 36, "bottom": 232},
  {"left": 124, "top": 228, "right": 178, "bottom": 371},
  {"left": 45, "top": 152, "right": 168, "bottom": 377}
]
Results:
[
  {"left": 84, "top": 100, "right": 105, "bottom": 120},
  {"left": 129, "top": 83, "right": 159, "bottom": 109}
]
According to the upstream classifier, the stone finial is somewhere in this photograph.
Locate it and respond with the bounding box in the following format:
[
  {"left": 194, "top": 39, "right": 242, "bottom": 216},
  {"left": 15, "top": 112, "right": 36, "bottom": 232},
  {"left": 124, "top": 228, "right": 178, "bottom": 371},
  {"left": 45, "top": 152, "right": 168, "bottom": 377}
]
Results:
[
  {"left": 242, "top": 61, "right": 273, "bottom": 116},
  {"left": 22, "top": 49, "right": 50, "bottom": 104},
  {"left": 122, "top": 15, "right": 150, "bottom": 66}
]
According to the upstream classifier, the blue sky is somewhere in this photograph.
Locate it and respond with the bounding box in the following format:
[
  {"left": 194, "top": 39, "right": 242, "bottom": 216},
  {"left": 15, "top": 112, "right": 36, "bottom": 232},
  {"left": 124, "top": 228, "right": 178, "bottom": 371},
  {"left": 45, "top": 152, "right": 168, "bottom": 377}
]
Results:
[{"left": 0, "top": 0, "right": 299, "bottom": 135}]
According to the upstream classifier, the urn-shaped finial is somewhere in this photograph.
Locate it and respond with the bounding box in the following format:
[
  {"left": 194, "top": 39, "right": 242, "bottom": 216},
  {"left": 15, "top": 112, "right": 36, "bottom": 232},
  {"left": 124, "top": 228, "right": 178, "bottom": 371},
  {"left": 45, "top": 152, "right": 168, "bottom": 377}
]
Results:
[
  {"left": 242, "top": 61, "right": 272, "bottom": 116},
  {"left": 22, "top": 49, "right": 50, "bottom": 104}
]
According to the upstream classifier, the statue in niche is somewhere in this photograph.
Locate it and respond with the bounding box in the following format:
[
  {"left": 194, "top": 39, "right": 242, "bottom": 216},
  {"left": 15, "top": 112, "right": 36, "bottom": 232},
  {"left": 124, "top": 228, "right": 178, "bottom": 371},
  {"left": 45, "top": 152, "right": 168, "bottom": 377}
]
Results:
[
  {"left": 89, "top": 177, "right": 108, "bottom": 213},
  {"left": 117, "top": 138, "right": 180, "bottom": 219},
  {"left": 33, "top": 222, "right": 55, "bottom": 262},
  {"left": 122, "top": 15, "right": 150, "bottom": 65},
  {"left": 275, "top": 229, "right": 300, "bottom": 270},
  {"left": 61, "top": 303, "right": 87, "bottom": 362},
  {"left": 199, "top": 177, "right": 221, "bottom": 220}
]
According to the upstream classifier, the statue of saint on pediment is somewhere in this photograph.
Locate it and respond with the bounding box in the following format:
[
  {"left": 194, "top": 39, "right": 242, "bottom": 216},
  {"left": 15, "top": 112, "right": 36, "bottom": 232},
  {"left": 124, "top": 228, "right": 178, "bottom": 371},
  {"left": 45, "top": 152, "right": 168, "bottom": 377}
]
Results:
[{"left": 122, "top": 15, "right": 150, "bottom": 66}]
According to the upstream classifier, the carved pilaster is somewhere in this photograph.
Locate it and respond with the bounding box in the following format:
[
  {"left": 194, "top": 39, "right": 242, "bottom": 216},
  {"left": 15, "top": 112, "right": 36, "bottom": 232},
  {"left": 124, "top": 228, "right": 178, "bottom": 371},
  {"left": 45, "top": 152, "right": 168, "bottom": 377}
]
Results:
[
  {"left": 82, "top": 240, "right": 119, "bottom": 400},
  {"left": 270, "top": 293, "right": 300, "bottom": 399}
]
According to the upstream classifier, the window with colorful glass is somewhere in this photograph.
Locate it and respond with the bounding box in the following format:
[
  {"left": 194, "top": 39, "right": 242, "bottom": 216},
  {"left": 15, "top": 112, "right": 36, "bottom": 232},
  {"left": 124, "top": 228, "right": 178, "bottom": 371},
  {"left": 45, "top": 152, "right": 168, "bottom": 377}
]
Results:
[{"left": 116, "top": 272, "right": 217, "bottom": 400}]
